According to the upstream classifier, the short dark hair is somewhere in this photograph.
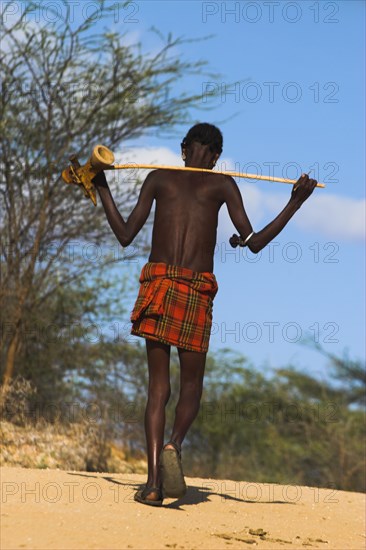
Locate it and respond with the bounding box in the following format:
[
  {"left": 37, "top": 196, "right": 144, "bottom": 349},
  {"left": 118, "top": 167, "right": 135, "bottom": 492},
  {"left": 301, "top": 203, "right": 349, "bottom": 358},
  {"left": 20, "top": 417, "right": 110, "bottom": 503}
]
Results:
[{"left": 181, "top": 123, "right": 223, "bottom": 155}]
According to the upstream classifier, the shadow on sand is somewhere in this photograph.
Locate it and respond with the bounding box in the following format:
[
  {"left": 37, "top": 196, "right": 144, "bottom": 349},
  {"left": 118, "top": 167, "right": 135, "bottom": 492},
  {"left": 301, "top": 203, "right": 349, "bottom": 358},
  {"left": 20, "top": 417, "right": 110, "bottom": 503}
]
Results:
[{"left": 67, "top": 471, "right": 298, "bottom": 510}]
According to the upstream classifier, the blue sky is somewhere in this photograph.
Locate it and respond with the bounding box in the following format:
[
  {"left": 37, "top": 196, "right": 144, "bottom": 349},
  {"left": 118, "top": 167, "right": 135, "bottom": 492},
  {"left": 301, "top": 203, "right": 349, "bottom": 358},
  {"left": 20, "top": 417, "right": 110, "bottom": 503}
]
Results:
[
  {"left": 103, "top": 0, "right": 365, "bottom": 378},
  {"left": 8, "top": 0, "right": 363, "bottom": 377},
  {"left": 102, "top": 0, "right": 364, "bottom": 379}
]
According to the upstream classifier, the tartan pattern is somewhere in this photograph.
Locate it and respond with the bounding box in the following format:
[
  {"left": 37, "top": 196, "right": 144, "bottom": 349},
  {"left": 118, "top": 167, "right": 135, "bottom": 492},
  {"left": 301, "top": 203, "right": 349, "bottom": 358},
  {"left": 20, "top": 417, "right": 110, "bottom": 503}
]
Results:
[{"left": 130, "top": 262, "right": 218, "bottom": 352}]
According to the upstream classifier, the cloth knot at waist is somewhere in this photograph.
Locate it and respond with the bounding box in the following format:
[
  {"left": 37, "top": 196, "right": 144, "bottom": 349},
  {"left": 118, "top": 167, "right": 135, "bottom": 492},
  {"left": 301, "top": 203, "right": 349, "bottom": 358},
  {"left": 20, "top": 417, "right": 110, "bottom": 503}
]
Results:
[{"left": 130, "top": 262, "right": 218, "bottom": 322}]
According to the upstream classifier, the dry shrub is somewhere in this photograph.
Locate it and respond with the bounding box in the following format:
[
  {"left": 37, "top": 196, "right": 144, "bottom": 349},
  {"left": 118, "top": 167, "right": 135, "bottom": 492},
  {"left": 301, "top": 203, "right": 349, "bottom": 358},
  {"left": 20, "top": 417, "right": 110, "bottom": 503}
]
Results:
[
  {"left": 0, "top": 376, "right": 37, "bottom": 426},
  {"left": 0, "top": 377, "right": 147, "bottom": 473}
]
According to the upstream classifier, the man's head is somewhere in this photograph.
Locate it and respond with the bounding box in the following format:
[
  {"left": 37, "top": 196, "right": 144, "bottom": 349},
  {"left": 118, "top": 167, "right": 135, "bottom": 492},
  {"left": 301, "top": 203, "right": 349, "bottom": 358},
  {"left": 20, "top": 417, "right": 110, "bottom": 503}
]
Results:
[{"left": 181, "top": 123, "right": 223, "bottom": 169}]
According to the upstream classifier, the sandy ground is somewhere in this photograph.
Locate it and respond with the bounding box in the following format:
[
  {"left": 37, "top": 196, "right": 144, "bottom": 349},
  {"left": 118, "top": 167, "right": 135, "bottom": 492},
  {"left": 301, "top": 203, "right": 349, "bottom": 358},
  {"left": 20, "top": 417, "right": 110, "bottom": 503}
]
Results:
[{"left": 1, "top": 467, "right": 365, "bottom": 549}]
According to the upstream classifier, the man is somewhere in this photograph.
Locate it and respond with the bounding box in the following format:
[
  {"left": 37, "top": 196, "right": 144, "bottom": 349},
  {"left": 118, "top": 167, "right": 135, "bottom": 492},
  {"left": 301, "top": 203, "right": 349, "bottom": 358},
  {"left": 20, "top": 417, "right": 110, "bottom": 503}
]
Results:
[{"left": 92, "top": 123, "right": 317, "bottom": 506}]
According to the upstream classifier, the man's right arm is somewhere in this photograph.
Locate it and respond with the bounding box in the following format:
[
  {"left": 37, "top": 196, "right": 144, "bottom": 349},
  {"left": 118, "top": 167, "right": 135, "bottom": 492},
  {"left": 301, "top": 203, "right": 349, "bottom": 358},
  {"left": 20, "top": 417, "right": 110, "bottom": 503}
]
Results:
[
  {"left": 92, "top": 170, "right": 157, "bottom": 247},
  {"left": 224, "top": 174, "right": 318, "bottom": 253}
]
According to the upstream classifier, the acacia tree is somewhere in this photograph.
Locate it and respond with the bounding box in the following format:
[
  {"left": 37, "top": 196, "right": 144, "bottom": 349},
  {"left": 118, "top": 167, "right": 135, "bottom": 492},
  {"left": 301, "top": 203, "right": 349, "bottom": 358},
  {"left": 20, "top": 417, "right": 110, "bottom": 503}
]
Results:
[{"left": 0, "top": 1, "right": 212, "bottom": 388}]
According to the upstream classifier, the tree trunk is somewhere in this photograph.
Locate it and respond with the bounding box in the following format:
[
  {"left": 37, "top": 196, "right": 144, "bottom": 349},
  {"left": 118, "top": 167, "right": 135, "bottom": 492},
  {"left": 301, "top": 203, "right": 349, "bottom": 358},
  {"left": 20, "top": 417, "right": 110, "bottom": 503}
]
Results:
[{"left": 2, "top": 329, "right": 20, "bottom": 389}]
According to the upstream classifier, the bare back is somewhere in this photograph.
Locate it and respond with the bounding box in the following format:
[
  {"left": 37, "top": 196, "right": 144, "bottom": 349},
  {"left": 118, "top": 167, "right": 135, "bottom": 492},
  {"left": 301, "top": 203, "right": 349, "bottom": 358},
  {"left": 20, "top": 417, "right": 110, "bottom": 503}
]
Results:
[{"left": 148, "top": 169, "right": 227, "bottom": 272}]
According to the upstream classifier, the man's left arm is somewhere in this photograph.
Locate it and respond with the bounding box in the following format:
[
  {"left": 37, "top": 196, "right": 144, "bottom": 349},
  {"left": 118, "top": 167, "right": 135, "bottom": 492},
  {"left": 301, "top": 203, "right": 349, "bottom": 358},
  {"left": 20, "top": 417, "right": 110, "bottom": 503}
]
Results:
[
  {"left": 226, "top": 174, "right": 318, "bottom": 252},
  {"left": 93, "top": 171, "right": 156, "bottom": 247}
]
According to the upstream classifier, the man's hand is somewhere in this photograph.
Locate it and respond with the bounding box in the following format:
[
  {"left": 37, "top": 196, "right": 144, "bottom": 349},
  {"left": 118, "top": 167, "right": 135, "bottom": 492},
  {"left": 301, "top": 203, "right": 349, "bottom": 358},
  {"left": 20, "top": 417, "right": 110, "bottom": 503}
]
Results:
[
  {"left": 229, "top": 234, "right": 245, "bottom": 248},
  {"left": 92, "top": 170, "right": 108, "bottom": 188},
  {"left": 291, "top": 173, "right": 318, "bottom": 205}
]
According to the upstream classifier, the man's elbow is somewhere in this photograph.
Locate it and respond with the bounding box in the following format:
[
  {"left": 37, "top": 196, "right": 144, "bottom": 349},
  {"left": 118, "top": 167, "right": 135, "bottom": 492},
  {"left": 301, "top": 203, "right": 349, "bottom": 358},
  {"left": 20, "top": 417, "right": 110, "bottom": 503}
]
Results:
[
  {"left": 120, "top": 237, "right": 133, "bottom": 247},
  {"left": 117, "top": 232, "right": 131, "bottom": 247}
]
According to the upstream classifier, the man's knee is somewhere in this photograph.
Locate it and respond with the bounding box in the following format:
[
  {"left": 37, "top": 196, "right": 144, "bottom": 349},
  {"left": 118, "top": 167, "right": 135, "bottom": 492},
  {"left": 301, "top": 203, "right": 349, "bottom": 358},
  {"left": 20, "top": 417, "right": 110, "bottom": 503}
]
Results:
[
  {"left": 148, "top": 384, "right": 171, "bottom": 405},
  {"left": 179, "top": 380, "right": 203, "bottom": 403}
]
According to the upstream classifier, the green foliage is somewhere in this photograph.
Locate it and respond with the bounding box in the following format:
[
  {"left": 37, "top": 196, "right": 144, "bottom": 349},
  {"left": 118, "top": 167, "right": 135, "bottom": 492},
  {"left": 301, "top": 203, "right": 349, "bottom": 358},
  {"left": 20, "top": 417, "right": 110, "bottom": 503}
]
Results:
[
  {"left": 0, "top": 1, "right": 217, "bottom": 391},
  {"left": 185, "top": 350, "right": 365, "bottom": 493}
]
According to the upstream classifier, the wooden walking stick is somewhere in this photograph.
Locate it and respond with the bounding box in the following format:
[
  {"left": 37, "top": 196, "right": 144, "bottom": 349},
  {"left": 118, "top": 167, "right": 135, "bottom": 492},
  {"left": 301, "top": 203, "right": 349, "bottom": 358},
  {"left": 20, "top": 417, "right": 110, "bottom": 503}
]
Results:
[{"left": 61, "top": 145, "right": 325, "bottom": 206}]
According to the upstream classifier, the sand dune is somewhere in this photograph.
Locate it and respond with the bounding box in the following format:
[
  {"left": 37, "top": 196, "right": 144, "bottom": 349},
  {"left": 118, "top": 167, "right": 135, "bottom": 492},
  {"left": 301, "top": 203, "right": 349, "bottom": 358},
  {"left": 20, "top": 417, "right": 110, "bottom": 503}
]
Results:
[{"left": 1, "top": 466, "right": 365, "bottom": 549}]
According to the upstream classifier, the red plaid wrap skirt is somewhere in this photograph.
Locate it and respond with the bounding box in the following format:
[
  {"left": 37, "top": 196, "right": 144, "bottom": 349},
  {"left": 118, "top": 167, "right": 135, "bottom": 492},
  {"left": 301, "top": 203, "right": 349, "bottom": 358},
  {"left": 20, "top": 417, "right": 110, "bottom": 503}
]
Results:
[{"left": 131, "top": 262, "right": 218, "bottom": 352}]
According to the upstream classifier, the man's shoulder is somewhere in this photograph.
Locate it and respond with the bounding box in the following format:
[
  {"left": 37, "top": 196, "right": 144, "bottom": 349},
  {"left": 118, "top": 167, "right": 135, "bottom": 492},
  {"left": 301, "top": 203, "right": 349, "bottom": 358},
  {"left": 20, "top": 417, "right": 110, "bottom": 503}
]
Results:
[
  {"left": 142, "top": 169, "right": 164, "bottom": 186},
  {"left": 144, "top": 169, "right": 236, "bottom": 187},
  {"left": 144, "top": 168, "right": 171, "bottom": 181},
  {"left": 210, "top": 172, "right": 237, "bottom": 187}
]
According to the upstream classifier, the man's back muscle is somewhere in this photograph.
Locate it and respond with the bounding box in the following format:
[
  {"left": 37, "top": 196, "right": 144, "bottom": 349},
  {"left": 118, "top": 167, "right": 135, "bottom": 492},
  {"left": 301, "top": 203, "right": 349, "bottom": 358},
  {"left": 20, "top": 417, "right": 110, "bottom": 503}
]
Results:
[{"left": 149, "top": 169, "right": 227, "bottom": 272}]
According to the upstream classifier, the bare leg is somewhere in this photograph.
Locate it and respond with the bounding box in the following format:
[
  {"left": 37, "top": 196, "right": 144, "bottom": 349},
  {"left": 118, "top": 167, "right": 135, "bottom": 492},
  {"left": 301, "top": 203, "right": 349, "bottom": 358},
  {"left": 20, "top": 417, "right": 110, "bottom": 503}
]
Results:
[
  {"left": 143, "top": 339, "right": 171, "bottom": 500},
  {"left": 167, "top": 348, "right": 206, "bottom": 449}
]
